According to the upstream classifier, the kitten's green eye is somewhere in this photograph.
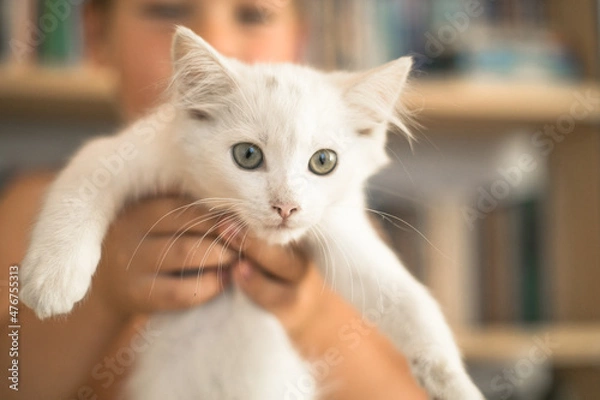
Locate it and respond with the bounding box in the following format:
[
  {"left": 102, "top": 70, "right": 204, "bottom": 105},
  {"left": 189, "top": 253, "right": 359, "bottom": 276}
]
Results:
[
  {"left": 232, "top": 143, "right": 264, "bottom": 170},
  {"left": 309, "top": 149, "right": 338, "bottom": 175}
]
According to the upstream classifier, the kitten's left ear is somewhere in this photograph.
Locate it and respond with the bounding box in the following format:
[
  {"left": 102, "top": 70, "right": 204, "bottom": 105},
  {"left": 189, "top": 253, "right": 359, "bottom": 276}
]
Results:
[
  {"left": 338, "top": 57, "right": 413, "bottom": 138},
  {"left": 170, "top": 26, "right": 238, "bottom": 116}
]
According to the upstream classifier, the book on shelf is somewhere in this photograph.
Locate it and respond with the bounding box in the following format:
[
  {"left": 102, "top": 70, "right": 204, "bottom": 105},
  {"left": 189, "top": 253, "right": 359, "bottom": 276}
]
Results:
[
  {"left": 304, "top": 0, "right": 378, "bottom": 70},
  {"left": 518, "top": 199, "right": 542, "bottom": 323},
  {"left": 5, "top": 0, "right": 38, "bottom": 65},
  {"left": 1, "top": 0, "right": 84, "bottom": 67},
  {"left": 36, "top": 0, "right": 84, "bottom": 66},
  {"left": 0, "top": 0, "right": 7, "bottom": 62},
  {"left": 477, "top": 199, "right": 544, "bottom": 324},
  {"left": 422, "top": 194, "right": 480, "bottom": 327},
  {"left": 477, "top": 204, "right": 521, "bottom": 324}
]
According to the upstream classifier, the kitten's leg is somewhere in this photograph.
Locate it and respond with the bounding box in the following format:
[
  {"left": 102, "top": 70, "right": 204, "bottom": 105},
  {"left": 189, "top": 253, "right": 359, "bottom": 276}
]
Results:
[
  {"left": 314, "top": 207, "right": 483, "bottom": 400},
  {"left": 20, "top": 110, "right": 182, "bottom": 318}
]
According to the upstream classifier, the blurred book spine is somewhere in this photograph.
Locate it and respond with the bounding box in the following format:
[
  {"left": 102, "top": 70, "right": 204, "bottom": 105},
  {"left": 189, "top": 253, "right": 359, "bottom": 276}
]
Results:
[
  {"left": 6, "top": 0, "right": 38, "bottom": 65},
  {"left": 518, "top": 199, "right": 542, "bottom": 322},
  {"left": 37, "top": 0, "right": 83, "bottom": 66},
  {"left": 423, "top": 195, "right": 480, "bottom": 327},
  {"left": 1, "top": 0, "right": 84, "bottom": 68},
  {"left": 476, "top": 199, "right": 544, "bottom": 325},
  {"left": 0, "top": 0, "right": 7, "bottom": 61},
  {"left": 477, "top": 204, "right": 521, "bottom": 324}
]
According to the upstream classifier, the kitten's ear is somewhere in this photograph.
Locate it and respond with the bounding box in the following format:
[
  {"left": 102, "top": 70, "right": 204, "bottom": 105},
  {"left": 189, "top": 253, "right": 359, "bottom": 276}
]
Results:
[
  {"left": 171, "top": 26, "right": 237, "bottom": 117},
  {"left": 339, "top": 56, "right": 413, "bottom": 138}
]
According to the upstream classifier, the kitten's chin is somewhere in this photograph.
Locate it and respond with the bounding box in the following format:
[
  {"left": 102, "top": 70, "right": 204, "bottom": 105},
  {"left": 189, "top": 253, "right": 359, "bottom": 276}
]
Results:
[{"left": 254, "top": 226, "right": 308, "bottom": 245}]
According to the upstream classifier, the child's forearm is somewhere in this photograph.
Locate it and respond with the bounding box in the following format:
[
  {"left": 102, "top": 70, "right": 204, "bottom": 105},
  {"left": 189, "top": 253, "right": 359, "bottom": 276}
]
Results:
[{"left": 294, "top": 289, "right": 428, "bottom": 400}]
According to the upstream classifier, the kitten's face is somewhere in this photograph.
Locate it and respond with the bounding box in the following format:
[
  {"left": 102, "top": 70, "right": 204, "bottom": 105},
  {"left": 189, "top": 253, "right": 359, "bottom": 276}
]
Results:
[{"left": 170, "top": 27, "right": 412, "bottom": 244}]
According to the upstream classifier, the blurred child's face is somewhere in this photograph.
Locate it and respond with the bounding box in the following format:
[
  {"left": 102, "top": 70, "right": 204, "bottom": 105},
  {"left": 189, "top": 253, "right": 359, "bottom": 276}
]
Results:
[{"left": 88, "top": 0, "right": 302, "bottom": 120}]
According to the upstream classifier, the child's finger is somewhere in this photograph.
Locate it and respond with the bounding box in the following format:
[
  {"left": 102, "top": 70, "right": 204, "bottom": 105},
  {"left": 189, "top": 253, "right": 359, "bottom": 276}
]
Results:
[
  {"left": 133, "top": 234, "right": 238, "bottom": 275},
  {"left": 127, "top": 197, "right": 226, "bottom": 235},
  {"left": 127, "top": 268, "right": 232, "bottom": 312},
  {"left": 221, "top": 226, "right": 308, "bottom": 283},
  {"left": 232, "top": 260, "right": 294, "bottom": 309}
]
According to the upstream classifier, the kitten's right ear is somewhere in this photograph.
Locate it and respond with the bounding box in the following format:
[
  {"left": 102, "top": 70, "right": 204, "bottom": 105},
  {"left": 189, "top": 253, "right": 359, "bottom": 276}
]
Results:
[{"left": 171, "top": 26, "right": 237, "bottom": 116}]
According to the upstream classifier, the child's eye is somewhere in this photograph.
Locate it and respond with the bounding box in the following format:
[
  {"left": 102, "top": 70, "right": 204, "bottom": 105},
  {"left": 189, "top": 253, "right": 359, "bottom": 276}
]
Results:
[
  {"left": 235, "top": 5, "right": 274, "bottom": 26},
  {"left": 141, "top": 2, "right": 192, "bottom": 20}
]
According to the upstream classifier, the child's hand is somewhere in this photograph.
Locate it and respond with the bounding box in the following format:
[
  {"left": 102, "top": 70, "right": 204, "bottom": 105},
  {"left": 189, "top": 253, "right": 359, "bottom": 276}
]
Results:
[
  {"left": 220, "top": 228, "right": 328, "bottom": 340},
  {"left": 94, "top": 197, "right": 236, "bottom": 316}
]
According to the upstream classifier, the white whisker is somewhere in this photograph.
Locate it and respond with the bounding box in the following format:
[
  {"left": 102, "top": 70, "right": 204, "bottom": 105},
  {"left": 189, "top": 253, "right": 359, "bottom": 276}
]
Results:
[
  {"left": 126, "top": 200, "right": 207, "bottom": 271},
  {"left": 309, "top": 225, "right": 334, "bottom": 295},
  {"left": 193, "top": 214, "right": 242, "bottom": 296},
  {"left": 365, "top": 207, "right": 452, "bottom": 263}
]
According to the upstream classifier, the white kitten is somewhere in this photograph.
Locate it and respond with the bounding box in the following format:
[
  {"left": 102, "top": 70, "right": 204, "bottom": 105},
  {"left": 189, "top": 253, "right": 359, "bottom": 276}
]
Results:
[{"left": 20, "top": 27, "right": 483, "bottom": 399}]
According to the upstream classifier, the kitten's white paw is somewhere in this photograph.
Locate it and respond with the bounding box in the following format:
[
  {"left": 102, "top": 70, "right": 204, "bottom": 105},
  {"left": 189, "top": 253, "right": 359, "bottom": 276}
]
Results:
[
  {"left": 433, "top": 374, "right": 485, "bottom": 400},
  {"left": 20, "top": 241, "right": 101, "bottom": 319},
  {"left": 412, "top": 356, "right": 484, "bottom": 400}
]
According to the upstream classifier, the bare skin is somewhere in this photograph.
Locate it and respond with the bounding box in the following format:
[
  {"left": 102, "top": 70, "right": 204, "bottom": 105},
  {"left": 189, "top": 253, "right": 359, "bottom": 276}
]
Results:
[{"left": 0, "top": 1, "right": 427, "bottom": 399}]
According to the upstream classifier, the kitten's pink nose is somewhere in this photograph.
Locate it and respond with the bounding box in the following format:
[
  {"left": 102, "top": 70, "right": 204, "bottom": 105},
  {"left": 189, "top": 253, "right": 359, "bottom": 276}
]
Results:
[{"left": 272, "top": 204, "right": 299, "bottom": 219}]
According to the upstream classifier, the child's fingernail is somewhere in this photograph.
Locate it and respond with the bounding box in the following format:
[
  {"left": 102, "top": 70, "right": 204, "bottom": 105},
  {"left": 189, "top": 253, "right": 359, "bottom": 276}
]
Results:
[
  {"left": 217, "top": 220, "right": 233, "bottom": 234},
  {"left": 220, "top": 269, "right": 232, "bottom": 286},
  {"left": 239, "top": 261, "right": 253, "bottom": 280}
]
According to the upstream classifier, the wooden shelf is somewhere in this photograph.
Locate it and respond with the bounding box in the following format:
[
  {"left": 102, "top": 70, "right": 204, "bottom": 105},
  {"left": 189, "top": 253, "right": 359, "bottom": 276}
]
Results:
[
  {"left": 408, "top": 78, "right": 600, "bottom": 125},
  {"left": 456, "top": 324, "right": 600, "bottom": 366},
  {"left": 1, "top": 66, "right": 600, "bottom": 125},
  {"left": 0, "top": 66, "right": 118, "bottom": 121}
]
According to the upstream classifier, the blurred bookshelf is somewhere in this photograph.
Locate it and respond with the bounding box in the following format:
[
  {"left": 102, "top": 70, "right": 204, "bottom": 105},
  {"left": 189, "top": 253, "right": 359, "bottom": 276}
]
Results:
[
  {"left": 1, "top": 71, "right": 600, "bottom": 124},
  {"left": 1, "top": 1, "right": 599, "bottom": 399},
  {"left": 458, "top": 323, "right": 600, "bottom": 365},
  {"left": 0, "top": 66, "right": 117, "bottom": 121}
]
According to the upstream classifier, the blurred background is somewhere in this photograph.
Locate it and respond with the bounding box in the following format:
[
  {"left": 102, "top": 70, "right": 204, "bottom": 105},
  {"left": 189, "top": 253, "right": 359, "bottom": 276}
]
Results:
[{"left": 0, "top": 1, "right": 599, "bottom": 399}]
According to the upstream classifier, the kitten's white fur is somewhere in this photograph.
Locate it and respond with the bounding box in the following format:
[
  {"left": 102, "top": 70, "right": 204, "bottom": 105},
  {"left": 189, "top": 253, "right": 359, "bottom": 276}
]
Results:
[{"left": 20, "top": 27, "right": 483, "bottom": 399}]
